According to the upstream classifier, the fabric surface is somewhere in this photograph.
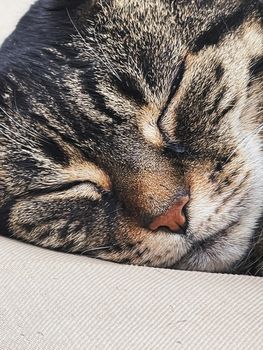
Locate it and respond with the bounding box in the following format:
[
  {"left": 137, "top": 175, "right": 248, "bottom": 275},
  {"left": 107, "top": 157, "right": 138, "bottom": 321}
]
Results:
[
  {"left": 0, "top": 236, "right": 262, "bottom": 350},
  {"left": 0, "top": 0, "right": 34, "bottom": 45}
]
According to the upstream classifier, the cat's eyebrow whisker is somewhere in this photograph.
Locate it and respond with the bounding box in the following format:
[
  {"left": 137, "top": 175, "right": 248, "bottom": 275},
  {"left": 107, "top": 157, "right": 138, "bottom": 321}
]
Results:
[
  {"left": 13, "top": 95, "right": 47, "bottom": 142},
  {"left": 91, "top": 27, "right": 121, "bottom": 81},
  {"left": 66, "top": 8, "right": 121, "bottom": 81},
  {"left": 0, "top": 106, "right": 45, "bottom": 146},
  {"left": 0, "top": 127, "right": 43, "bottom": 159},
  {"left": 0, "top": 126, "right": 30, "bottom": 149},
  {"left": 0, "top": 108, "right": 38, "bottom": 148},
  {"left": 0, "top": 105, "right": 72, "bottom": 155}
]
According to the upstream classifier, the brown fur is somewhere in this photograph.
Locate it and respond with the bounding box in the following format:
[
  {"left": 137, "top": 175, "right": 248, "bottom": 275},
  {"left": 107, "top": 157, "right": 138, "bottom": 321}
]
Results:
[{"left": 0, "top": 0, "right": 262, "bottom": 274}]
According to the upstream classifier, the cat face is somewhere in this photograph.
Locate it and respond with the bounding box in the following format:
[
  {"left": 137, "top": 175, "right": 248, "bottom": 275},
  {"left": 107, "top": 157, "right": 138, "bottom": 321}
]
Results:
[{"left": 2, "top": 0, "right": 263, "bottom": 272}]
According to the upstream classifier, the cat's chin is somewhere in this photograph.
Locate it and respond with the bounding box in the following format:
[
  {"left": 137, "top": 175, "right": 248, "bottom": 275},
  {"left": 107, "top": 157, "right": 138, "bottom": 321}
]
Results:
[
  {"left": 174, "top": 223, "right": 246, "bottom": 273},
  {"left": 174, "top": 234, "right": 250, "bottom": 273}
]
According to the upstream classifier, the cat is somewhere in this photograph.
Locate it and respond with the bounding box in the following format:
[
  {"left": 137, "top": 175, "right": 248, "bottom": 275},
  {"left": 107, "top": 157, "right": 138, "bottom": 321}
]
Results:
[{"left": 0, "top": 0, "right": 262, "bottom": 275}]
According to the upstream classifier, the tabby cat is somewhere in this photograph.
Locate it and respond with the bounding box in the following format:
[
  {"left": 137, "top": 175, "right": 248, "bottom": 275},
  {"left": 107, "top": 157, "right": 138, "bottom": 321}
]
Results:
[{"left": 0, "top": 0, "right": 262, "bottom": 275}]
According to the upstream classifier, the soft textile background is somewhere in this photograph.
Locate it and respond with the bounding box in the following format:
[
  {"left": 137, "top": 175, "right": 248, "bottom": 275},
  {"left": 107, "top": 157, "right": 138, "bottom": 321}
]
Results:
[
  {"left": 0, "top": 0, "right": 34, "bottom": 45},
  {"left": 1, "top": 237, "right": 263, "bottom": 350}
]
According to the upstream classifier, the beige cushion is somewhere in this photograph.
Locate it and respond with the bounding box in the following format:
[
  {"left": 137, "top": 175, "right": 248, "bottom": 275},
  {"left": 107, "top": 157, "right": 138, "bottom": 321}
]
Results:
[
  {"left": 0, "top": 236, "right": 262, "bottom": 350},
  {"left": 0, "top": 0, "right": 34, "bottom": 45}
]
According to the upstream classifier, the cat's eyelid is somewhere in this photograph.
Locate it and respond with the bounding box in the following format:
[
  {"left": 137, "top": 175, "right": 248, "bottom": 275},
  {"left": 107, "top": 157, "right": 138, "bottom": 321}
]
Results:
[
  {"left": 170, "top": 61, "right": 186, "bottom": 97},
  {"left": 28, "top": 181, "right": 102, "bottom": 202},
  {"left": 165, "top": 141, "right": 188, "bottom": 155},
  {"left": 163, "top": 60, "right": 185, "bottom": 112},
  {"left": 61, "top": 162, "right": 112, "bottom": 192},
  {"left": 157, "top": 60, "right": 186, "bottom": 133}
]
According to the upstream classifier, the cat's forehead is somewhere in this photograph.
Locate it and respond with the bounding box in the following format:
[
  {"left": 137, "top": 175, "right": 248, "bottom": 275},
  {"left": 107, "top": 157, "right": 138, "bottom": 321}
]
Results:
[
  {"left": 81, "top": 0, "right": 246, "bottom": 40},
  {"left": 70, "top": 0, "right": 257, "bottom": 108},
  {"left": 75, "top": 0, "right": 252, "bottom": 85}
]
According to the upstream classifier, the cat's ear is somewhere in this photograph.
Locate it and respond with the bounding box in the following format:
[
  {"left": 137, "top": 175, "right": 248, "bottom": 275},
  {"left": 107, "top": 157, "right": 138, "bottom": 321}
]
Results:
[{"left": 41, "top": 0, "right": 95, "bottom": 10}]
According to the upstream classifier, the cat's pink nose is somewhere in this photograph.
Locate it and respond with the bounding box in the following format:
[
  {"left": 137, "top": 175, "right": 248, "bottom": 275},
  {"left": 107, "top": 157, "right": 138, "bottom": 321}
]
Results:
[{"left": 149, "top": 196, "right": 189, "bottom": 233}]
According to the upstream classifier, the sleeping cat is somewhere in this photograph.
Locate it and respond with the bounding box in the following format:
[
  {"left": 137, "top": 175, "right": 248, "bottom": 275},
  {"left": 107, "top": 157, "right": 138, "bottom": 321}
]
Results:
[{"left": 0, "top": 0, "right": 262, "bottom": 275}]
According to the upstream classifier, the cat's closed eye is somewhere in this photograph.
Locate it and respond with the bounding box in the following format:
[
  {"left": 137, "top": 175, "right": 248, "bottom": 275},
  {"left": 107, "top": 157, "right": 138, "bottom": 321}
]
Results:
[{"left": 165, "top": 142, "right": 188, "bottom": 155}]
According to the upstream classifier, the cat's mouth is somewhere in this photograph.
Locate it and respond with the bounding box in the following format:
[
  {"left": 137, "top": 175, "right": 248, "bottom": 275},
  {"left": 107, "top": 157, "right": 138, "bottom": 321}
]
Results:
[
  {"left": 151, "top": 216, "right": 250, "bottom": 271},
  {"left": 95, "top": 218, "right": 247, "bottom": 272}
]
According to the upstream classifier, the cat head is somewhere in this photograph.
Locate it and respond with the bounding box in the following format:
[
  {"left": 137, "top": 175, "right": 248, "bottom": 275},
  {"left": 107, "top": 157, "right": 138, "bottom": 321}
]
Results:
[{"left": 8, "top": 0, "right": 263, "bottom": 272}]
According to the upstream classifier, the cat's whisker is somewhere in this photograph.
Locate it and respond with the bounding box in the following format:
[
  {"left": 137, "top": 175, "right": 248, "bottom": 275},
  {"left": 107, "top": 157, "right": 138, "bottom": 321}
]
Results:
[
  {"left": 242, "top": 254, "right": 263, "bottom": 274},
  {"left": 253, "top": 262, "right": 263, "bottom": 276},
  {"left": 81, "top": 245, "right": 116, "bottom": 254},
  {"left": 233, "top": 226, "right": 263, "bottom": 272}
]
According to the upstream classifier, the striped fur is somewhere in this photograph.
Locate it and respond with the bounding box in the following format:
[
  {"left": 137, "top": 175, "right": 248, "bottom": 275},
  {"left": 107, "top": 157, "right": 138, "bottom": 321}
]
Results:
[{"left": 0, "top": 0, "right": 262, "bottom": 274}]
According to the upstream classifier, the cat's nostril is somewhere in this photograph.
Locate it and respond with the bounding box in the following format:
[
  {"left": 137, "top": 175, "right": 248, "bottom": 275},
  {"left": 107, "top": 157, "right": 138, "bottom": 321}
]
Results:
[{"left": 149, "top": 196, "right": 189, "bottom": 234}]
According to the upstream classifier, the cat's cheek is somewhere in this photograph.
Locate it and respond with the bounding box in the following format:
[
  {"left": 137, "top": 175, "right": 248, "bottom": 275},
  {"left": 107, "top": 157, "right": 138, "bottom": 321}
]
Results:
[
  {"left": 176, "top": 219, "right": 252, "bottom": 272},
  {"left": 180, "top": 224, "right": 253, "bottom": 273}
]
